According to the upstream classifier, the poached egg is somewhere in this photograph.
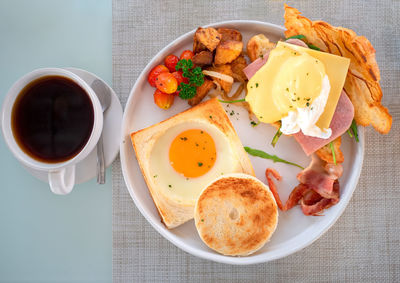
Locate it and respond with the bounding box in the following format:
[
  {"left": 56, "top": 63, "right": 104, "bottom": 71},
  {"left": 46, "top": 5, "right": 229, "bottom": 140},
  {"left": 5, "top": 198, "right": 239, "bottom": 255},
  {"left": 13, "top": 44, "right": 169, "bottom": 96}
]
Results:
[{"left": 245, "top": 41, "right": 350, "bottom": 139}]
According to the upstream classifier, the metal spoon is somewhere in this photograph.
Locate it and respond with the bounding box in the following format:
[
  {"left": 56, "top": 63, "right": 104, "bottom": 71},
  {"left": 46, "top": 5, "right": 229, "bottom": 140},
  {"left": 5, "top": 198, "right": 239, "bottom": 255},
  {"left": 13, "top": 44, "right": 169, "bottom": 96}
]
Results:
[{"left": 91, "top": 79, "right": 112, "bottom": 184}]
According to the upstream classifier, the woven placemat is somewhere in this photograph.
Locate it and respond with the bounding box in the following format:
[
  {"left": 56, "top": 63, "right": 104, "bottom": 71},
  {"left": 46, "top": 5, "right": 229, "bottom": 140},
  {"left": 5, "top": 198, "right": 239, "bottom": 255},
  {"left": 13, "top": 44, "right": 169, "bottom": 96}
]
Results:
[{"left": 112, "top": 0, "right": 400, "bottom": 282}]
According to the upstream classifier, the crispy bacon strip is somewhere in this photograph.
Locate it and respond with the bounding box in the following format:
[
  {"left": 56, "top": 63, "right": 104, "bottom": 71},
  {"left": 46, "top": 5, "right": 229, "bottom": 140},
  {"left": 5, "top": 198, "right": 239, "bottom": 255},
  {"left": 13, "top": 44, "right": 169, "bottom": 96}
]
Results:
[
  {"left": 283, "top": 183, "right": 309, "bottom": 211},
  {"left": 300, "top": 180, "right": 340, "bottom": 215},
  {"left": 265, "top": 168, "right": 283, "bottom": 210}
]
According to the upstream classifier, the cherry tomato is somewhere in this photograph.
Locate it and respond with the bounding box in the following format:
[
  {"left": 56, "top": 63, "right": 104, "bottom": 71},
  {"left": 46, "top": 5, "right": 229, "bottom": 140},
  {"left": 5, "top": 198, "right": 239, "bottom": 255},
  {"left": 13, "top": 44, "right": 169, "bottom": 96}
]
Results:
[
  {"left": 155, "top": 72, "right": 178, "bottom": 94},
  {"left": 147, "top": 65, "right": 169, "bottom": 87},
  {"left": 180, "top": 50, "right": 194, "bottom": 60},
  {"left": 154, "top": 89, "right": 174, "bottom": 109},
  {"left": 172, "top": 71, "right": 189, "bottom": 85},
  {"left": 171, "top": 71, "right": 189, "bottom": 96},
  {"left": 164, "top": 54, "right": 180, "bottom": 72}
]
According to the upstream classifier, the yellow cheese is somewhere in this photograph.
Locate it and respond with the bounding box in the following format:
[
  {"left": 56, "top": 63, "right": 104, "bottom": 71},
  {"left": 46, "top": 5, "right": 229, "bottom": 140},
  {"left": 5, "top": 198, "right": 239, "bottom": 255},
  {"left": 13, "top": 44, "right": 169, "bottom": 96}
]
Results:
[{"left": 246, "top": 41, "right": 350, "bottom": 129}]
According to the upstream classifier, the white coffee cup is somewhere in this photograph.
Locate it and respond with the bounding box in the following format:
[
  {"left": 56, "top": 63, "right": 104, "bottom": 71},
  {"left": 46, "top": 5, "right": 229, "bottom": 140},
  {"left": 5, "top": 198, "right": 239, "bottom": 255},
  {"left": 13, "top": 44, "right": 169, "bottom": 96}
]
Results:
[{"left": 1, "top": 68, "right": 103, "bottom": 195}]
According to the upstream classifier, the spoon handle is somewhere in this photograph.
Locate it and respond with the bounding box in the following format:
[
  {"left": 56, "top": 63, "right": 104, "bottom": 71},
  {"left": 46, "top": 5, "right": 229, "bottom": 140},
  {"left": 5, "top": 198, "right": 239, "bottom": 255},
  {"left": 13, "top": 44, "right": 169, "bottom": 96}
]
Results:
[{"left": 97, "top": 134, "right": 105, "bottom": 184}]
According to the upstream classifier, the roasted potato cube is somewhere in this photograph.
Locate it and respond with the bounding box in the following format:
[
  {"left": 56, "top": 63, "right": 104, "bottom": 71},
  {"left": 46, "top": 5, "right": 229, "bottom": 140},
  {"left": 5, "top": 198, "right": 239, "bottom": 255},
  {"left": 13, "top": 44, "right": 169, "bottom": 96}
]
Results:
[
  {"left": 206, "top": 64, "right": 233, "bottom": 94},
  {"left": 192, "top": 51, "right": 213, "bottom": 66},
  {"left": 214, "top": 40, "right": 243, "bottom": 65},
  {"left": 316, "top": 137, "right": 344, "bottom": 164},
  {"left": 188, "top": 78, "right": 214, "bottom": 106},
  {"left": 217, "top": 28, "right": 242, "bottom": 42},
  {"left": 247, "top": 34, "right": 276, "bottom": 62},
  {"left": 194, "top": 27, "right": 221, "bottom": 52},
  {"left": 230, "top": 55, "right": 248, "bottom": 81},
  {"left": 193, "top": 34, "right": 207, "bottom": 53}
]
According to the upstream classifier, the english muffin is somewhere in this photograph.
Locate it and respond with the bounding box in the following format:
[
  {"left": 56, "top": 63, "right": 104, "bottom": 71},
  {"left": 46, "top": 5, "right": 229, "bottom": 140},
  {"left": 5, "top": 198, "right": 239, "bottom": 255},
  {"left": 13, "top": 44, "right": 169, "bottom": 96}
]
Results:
[{"left": 194, "top": 173, "right": 278, "bottom": 256}]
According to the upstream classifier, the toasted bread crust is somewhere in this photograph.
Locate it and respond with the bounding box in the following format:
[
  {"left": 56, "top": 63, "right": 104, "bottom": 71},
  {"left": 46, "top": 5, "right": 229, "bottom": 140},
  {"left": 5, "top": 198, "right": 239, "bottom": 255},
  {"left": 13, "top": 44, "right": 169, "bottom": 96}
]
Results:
[
  {"left": 130, "top": 99, "right": 255, "bottom": 229},
  {"left": 284, "top": 4, "right": 392, "bottom": 134},
  {"left": 194, "top": 174, "right": 278, "bottom": 256}
]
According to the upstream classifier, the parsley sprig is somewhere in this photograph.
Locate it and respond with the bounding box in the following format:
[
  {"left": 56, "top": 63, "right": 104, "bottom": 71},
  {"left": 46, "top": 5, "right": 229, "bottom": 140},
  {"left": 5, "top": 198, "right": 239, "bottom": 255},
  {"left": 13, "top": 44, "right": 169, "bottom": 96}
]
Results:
[{"left": 175, "top": 59, "right": 204, "bottom": 99}]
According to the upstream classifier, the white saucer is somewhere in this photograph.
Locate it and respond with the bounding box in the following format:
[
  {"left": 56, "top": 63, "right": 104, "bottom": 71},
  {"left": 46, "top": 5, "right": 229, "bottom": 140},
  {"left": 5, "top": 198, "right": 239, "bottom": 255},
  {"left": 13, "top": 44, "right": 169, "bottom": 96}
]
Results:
[{"left": 24, "top": 67, "right": 123, "bottom": 184}]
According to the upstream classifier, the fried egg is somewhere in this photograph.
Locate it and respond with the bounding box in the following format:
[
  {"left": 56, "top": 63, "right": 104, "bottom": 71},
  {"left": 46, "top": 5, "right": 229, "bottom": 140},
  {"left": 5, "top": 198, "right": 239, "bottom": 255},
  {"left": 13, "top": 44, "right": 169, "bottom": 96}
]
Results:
[{"left": 149, "top": 121, "right": 240, "bottom": 205}]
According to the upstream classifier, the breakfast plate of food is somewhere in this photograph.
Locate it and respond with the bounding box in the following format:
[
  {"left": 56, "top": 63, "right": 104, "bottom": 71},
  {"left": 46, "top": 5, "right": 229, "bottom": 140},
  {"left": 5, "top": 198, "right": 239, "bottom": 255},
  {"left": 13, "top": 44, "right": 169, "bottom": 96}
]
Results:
[{"left": 120, "top": 5, "right": 391, "bottom": 264}]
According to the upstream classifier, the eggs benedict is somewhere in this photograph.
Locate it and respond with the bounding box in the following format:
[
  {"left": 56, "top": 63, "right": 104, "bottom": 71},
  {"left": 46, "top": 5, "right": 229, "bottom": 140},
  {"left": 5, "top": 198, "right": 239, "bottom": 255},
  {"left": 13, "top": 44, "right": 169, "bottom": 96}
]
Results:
[{"left": 245, "top": 41, "right": 350, "bottom": 139}]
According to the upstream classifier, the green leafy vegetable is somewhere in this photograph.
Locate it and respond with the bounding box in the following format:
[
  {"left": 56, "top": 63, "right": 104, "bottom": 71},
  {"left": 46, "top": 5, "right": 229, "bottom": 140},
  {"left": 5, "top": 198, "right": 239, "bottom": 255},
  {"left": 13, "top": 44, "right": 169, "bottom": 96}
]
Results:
[
  {"left": 349, "top": 119, "right": 359, "bottom": 142},
  {"left": 286, "top": 34, "right": 306, "bottom": 40},
  {"left": 244, "top": 146, "right": 304, "bottom": 169},
  {"left": 329, "top": 142, "right": 337, "bottom": 165},
  {"left": 271, "top": 124, "right": 282, "bottom": 147},
  {"left": 175, "top": 59, "right": 204, "bottom": 100},
  {"left": 218, "top": 98, "right": 245, "bottom": 103},
  {"left": 347, "top": 129, "right": 353, "bottom": 138},
  {"left": 307, "top": 44, "right": 320, "bottom": 51}
]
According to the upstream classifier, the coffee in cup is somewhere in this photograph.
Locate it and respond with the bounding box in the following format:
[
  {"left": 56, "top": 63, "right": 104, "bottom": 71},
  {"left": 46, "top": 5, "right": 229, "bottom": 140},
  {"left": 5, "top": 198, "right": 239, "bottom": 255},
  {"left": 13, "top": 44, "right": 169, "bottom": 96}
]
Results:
[
  {"left": 11, "top": 75, "right": 94, "bottom": 163},
  {"left": 1, "top": 68, "right": 103, "bottom": 195}
]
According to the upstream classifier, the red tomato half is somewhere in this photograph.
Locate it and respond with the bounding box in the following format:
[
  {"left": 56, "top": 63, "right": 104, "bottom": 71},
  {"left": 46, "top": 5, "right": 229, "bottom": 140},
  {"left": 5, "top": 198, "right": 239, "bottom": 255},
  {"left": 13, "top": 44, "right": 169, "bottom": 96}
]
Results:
[
  {"left": 147, "top": 65, "right": 169, "bottom": 87},
  {"left": 164, "top": 54, "right": 179, "bottom": 72}
]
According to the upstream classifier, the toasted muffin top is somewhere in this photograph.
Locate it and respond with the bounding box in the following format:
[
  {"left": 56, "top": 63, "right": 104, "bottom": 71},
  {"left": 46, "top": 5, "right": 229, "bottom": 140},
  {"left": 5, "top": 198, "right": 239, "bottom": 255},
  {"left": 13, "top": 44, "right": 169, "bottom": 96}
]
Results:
[{"left": 194, "top": 173, "right": 278, "bottom": 256}]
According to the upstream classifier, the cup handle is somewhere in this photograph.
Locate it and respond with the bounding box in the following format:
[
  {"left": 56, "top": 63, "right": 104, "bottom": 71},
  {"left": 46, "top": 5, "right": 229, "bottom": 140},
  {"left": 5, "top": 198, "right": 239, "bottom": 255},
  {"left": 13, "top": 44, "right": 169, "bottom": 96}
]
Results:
[{"left": 48, "top": 166, "right": 76, "bottom": 195}]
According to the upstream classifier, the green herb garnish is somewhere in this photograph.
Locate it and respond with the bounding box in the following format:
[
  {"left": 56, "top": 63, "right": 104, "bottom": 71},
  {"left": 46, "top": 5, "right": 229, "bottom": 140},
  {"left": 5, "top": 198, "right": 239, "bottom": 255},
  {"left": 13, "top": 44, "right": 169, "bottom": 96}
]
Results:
[
  {"left": 347, "top": 129, "right": 353, "bottom": 138},
  {"left": 250, "top": 121, "right": 260, "bottom": 127},
  {"left": 329, "top": 142, "right": 337, "bottom": 165},
  {"left": 286, "top": 34, "right": 306, "bottom": 40},
  {"left": 198, "top": 162, "right": 203, "bottom": 167},
  {"left": 244, "top": 146, "right": 304, "bottom": 169},
  {"left": 348, "top": 119, "right": 359, "bottom": 142},
  {"left": 271, "top": 125, "right": 282, "bottom": 147},
  {"left": 175, "top": 59, "right": 204, "bottom": 99},
  {"left": 308, "top": 44, "right": 320, "bottom": 51},
  {"left": 218, "top": 98, "right": 245, "bottom": 103}
]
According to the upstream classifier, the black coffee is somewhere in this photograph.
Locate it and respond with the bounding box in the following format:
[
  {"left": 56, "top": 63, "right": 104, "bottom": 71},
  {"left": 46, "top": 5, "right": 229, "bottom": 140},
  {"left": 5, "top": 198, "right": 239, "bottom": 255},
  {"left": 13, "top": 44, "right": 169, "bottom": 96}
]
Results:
[{"left": 11, "top": 75, "right": 94, "bottom": 163}]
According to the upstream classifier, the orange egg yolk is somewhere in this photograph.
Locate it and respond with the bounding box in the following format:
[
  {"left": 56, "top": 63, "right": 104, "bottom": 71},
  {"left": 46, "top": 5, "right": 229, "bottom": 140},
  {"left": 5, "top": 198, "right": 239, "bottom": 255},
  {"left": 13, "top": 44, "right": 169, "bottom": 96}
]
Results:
[{"left": 169, "top": 129, "right": 217, "bottom": 178}]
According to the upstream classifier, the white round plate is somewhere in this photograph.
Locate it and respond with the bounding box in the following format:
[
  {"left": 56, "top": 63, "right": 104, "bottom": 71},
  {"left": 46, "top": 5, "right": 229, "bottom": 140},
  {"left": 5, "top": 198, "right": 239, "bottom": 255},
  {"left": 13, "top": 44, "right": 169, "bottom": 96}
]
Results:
[
  {"left": 120, "top": 20, "right": 364, "bottom": 264},
  {"left": 25, "top": 67, "right": 123, "bottom": 185}
]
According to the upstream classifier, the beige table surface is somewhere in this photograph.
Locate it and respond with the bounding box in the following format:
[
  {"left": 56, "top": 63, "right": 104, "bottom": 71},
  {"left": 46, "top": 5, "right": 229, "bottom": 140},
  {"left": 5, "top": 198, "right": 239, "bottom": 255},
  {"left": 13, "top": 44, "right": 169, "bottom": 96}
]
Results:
[{"left": 112, "top": 0, "right": 400, "bottom": 282}]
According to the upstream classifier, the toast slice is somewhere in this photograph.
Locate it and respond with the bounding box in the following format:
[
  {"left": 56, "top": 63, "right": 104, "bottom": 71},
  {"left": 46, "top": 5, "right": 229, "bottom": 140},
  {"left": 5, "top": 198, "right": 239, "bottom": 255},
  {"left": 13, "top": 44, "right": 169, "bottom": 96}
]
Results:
[{"left": 130, "top": 98, "right": 254, "bottom": 229}]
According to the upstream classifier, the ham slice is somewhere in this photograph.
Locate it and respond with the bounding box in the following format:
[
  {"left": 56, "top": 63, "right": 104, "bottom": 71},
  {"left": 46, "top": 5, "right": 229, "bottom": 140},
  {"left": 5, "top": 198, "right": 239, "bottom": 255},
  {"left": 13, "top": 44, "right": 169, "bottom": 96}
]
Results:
[
  {"left": 285, "top": 38, "right": 308, "bottom": 48},
  {"left": 243, "top": 39, "right": 354, "bottom": 155},
  {"left": 293, "top": 91, "right": 354, "bottom": 155},
  {"left": 243, "top": 52, "right": 269, "bottom": 80}
]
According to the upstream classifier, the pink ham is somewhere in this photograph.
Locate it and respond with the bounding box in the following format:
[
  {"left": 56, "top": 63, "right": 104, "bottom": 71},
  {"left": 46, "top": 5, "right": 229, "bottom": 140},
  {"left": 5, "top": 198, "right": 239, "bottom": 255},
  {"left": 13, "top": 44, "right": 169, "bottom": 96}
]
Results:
[
  {"left": 243, "top": 52, "right": 269, "bottom": 79},
  {"left": 243, "top": 39, "right": 354, "bottom": 155},
  {"left": 294, "top": 91, "right": 354, "bottom": 155},
  {"left": 285, "top": 38, "right": 308, "bottom": 48}
]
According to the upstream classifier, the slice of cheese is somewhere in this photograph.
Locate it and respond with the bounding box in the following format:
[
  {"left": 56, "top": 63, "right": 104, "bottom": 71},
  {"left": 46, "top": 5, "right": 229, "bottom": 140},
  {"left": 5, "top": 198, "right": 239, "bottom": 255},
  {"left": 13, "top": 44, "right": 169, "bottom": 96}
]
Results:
[
  {"left": 246, "top": 41, "right": 350, "bottom": 129},
  {"left": 282, "top": 42, "right": 350, "bottom": 129}
]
